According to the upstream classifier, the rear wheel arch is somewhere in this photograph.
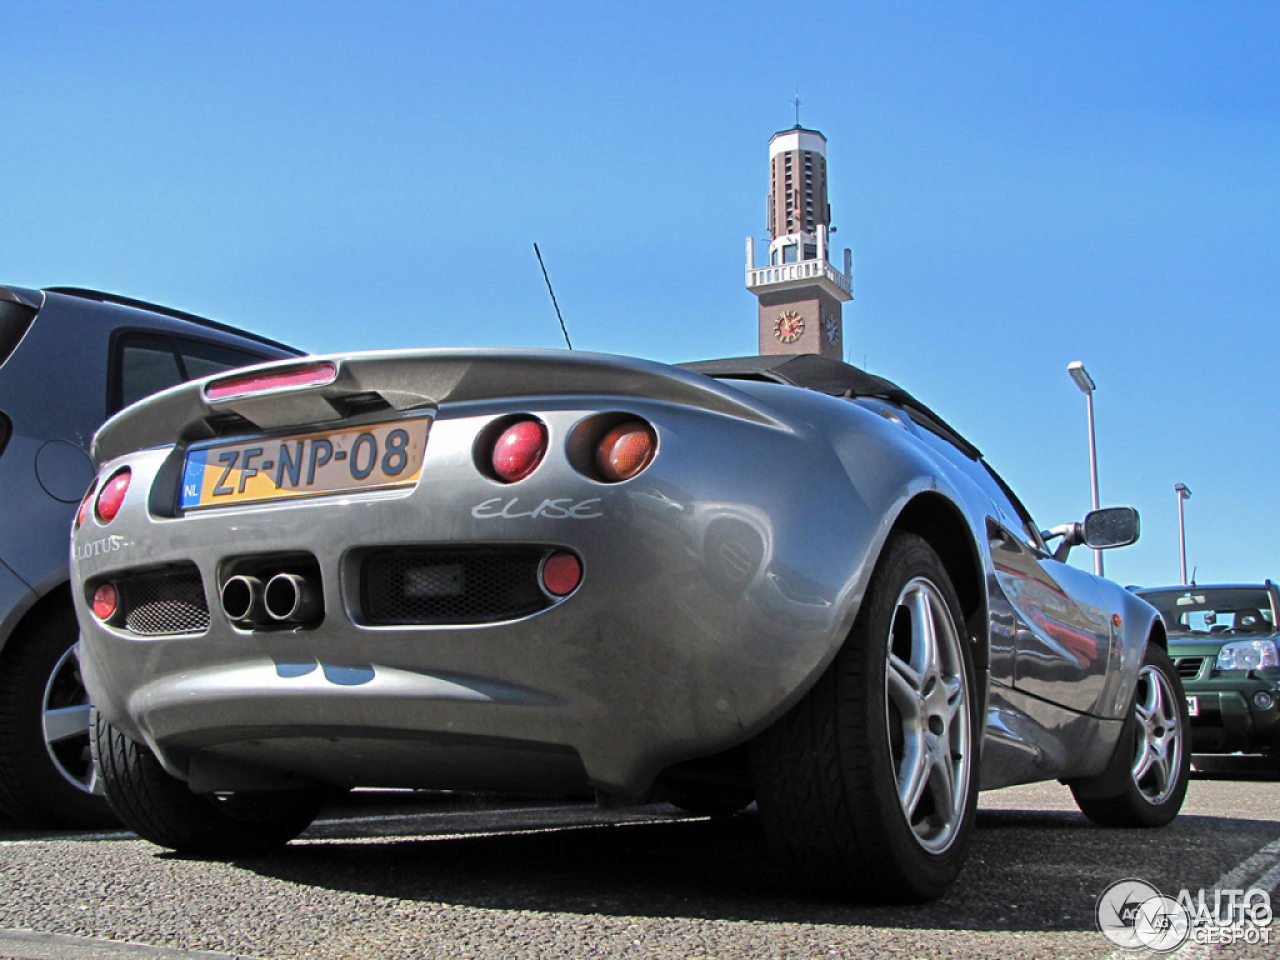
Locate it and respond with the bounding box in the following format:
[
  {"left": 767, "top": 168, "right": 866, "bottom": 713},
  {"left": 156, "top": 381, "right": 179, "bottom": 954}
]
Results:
[{"left": 890, "top": 493, "right": 988, "bottom": 672}]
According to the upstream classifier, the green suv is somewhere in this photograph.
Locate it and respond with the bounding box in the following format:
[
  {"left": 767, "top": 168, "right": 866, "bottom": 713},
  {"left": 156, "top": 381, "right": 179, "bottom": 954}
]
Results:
[{"left": 1135, "top": 583, "right": 1280, "bottom": 767}]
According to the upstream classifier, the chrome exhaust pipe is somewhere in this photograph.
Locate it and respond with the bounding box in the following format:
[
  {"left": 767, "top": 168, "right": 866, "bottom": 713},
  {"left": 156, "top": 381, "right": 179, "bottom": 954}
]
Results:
[
  {"left": 264, "top": 573, "right": 322, "bottom": 623},
  {"left": 221, "top": 575, "right": 267, "bottom": 625}
]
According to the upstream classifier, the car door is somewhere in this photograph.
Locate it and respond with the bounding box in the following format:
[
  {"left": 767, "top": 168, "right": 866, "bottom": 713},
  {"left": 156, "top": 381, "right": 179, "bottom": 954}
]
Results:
[{"left": 980, "top": 471, "right": 1114, "bottom": 716}]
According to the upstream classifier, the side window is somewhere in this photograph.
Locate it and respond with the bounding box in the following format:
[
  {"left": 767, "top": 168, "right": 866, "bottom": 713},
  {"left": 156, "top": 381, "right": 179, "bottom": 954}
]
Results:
[
  {"left": 178, "top": 339, "right": 267, "bottom": 380},
  {"left": 981, "top": 462, "right": 1048, "bottom": 553},
  {"left": 116, "top": 335, "right": 185, "bottom": 411},
  {"left": 0, "top": 299, "right": 37, "bottom": 367},
  {"left": 111, "top": 333, "right": 273, "bottom": 414}
]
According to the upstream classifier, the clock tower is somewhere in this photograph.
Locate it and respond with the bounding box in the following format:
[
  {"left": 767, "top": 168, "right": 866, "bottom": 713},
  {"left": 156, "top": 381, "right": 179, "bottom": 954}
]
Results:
[{"left": 746, "top": 125, "right": 852, "bottom": 358}]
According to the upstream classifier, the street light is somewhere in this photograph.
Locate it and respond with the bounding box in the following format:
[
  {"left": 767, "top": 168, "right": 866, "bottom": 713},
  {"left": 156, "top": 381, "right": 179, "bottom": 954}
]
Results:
[
  {"left": 1067, "top": 361, "right": 1102, "bottom": 576},
  {"left": 1175, "top": 483, "right": 1192, "bottom": 585}
]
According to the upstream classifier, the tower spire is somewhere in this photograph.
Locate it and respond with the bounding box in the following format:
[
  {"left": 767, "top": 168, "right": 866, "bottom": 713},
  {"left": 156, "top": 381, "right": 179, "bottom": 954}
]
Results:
[{"left": 744, "top": 119, "right": 853, "bottom": 358}]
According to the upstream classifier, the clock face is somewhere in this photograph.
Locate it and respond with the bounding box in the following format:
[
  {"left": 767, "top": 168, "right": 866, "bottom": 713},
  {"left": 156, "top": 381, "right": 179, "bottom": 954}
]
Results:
[
  {"left": 774, "top": 310, "right": 804, "bottom": 344},
  {"left": 825, "top": 315, "right": 840, "bottom": 344}
]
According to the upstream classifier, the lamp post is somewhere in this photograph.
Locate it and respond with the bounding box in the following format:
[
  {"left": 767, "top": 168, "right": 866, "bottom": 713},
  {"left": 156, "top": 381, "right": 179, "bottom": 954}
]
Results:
[
  {"left": 1175, "top": 483, "right": 1192, "bottom": 585},
  {"left": 1067, "top": 362, "right": 1102, "bottom": 576}
]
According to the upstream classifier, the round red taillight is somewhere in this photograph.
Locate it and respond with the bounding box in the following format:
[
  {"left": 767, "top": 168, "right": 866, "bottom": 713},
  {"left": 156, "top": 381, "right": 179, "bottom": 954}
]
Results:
[
  {"left": 95, "top": 469, "right": 131, "bottom": 524},
  {"left": 595, "top": 421, "right": 656, "bottom": 482},
  {"left": 75, "top": 479, "right": 99, "bottom": 530},
  {"left": 92, "top": 583, "right": 118, "bottom": 621},
  {"left": 541, "top": 552, "right": 582, "bottom": 597},
  {"left": 492, "top": 420, "right": 547, "bottom": 483}
]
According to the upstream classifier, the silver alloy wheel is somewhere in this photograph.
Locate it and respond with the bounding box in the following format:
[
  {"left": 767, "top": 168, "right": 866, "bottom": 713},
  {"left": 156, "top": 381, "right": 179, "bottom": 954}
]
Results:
[
  {"left": 885, "top": 577, "right": 971, "bottom": 854},
  {"left": 1130, "top": 663, "right": 1183, "bottom": 805},
  {"left": 42, "top": 643, "right": 98, "bottom": 794}
]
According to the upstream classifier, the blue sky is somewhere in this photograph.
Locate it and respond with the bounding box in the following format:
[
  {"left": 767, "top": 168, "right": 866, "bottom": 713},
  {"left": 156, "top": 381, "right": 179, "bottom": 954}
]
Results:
[{"left": 5, "top": 1, "right": 1277, "bottom": 588}]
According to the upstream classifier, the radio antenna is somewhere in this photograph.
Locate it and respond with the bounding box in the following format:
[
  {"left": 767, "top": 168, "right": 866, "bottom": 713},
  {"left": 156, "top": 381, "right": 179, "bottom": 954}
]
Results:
[{"left": 533, "top": 243, "right": 573, "bottom": 350}]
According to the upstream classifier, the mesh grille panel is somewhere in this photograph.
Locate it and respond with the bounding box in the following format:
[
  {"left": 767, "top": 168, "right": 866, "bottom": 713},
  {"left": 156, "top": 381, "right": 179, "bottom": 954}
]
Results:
[
  {"left": 118, "top": 567, "right": 210, "bottom": 636},
  {"left": 1175, "top": 657, "right": 1206, "bottom": 680},
  {"left": 362, "top": 548, "right": 550, "bottom": 625}
]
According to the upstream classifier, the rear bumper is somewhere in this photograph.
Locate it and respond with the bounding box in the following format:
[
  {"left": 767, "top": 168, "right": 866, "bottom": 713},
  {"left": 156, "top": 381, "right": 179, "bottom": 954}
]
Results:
[{"left": 74, "top": 401, "right": 878, "bottom": 799}]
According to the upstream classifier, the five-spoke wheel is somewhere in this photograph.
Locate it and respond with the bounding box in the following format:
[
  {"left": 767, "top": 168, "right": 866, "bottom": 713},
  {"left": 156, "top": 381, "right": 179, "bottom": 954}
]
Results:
[
  {"left": 886, "top": 577, "right": 973, "bottom": 856},
  {"left": 752, "top": 532, "right": 978, "bottom": 902},
  {"left": 1071, "top": 642, "right": 1190, "bottom": 828}
]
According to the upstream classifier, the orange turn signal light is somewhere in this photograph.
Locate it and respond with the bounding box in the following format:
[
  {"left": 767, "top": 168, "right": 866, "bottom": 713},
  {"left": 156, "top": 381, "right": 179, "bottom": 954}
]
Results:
[{"left": 595, "top": 421, "right": 656, "bottom": 483}]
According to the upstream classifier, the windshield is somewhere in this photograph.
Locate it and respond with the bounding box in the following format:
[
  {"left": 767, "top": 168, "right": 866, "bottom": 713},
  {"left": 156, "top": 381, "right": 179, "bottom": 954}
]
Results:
[{"left": 1138, "top": 587, "right": 1276, "bottom": 636}]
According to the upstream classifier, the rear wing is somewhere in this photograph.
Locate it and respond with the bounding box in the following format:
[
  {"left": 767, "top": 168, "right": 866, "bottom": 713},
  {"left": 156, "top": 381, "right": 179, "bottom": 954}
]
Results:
[{"left": 92, "top": 349, "right": 787, "bottom": 465}]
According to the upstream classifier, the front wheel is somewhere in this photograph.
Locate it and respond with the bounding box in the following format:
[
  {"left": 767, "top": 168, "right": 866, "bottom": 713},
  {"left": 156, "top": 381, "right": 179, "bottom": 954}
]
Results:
[
  {"left": 1071, "top": 643, "right": 1190, "bottom": 828},
  {"left": 751, "top": 532, "right": 979, "bottom": 902},
  {"left": 91, "top": 709, "right": 326, "bottom": 855}
]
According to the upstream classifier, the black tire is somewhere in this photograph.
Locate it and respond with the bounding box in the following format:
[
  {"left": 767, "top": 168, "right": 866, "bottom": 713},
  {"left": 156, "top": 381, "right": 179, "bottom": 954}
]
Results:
[
  {"left": 0, "top": 603, "right": 116, "bottom": 828},
  {"left": 751, "top": 531, "right": 979, "bottom": 902},
  {"left": 91, "top": 708, "right": 326, "bottom": 855},
  {"left": 1071, "top": 643, "right": 1190, "bottom": 828}
]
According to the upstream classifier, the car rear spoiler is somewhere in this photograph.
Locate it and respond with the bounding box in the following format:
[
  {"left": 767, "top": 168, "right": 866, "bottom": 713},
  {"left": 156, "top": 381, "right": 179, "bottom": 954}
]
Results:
[{"left": 92, "top": 349, "right": 790, "bottom": 464}]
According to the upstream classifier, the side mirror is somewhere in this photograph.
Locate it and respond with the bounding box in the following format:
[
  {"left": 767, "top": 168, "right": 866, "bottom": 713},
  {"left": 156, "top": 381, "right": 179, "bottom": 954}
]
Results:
[
  {"left": 1041, "top": 506, "right": 1141, "bottom": 562},
  {"left": 1083, "top": 506, "right": 1140, "bottom": 549}
]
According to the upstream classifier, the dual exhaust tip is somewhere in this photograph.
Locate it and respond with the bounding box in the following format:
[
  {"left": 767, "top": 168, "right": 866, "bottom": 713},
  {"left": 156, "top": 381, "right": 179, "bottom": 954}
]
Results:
[{"left": 221, "top": 573, "right": 322, "bottom": 626}]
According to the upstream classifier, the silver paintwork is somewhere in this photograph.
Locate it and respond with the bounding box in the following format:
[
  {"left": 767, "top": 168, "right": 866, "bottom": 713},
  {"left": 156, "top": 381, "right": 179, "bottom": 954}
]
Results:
[{"left": 72, "top": 349, "right": 1161, "bottom": 802}]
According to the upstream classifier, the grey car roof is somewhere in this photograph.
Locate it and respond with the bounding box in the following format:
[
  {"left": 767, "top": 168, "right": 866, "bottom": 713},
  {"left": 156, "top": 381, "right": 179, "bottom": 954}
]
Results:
[{"left": 44, "top": 288, "right": 304, "bottom": 357}]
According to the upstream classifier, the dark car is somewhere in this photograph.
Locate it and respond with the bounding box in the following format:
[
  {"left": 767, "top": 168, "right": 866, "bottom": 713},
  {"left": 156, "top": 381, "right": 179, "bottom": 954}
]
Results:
[
  {"left": 73, "top": 351, "right": 1188, "bottom": 902},
  {"left": 0, "top": 285, "right": 301, "bottom": 827},
  {"left": 1135, "top": 583, "right": 1280, "bottom": 767}
]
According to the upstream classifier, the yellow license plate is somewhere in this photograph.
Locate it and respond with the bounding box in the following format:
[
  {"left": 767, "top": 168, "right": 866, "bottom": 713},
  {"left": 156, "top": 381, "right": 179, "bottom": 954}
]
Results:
[{"left": 181, "top": 418, "right": 429, "bottom": 511}]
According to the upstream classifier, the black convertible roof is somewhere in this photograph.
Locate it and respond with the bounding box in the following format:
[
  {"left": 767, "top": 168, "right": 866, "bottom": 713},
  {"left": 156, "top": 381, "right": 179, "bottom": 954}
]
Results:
[{"left": 679, "top": 354, "right": 980, "bottom": 460}]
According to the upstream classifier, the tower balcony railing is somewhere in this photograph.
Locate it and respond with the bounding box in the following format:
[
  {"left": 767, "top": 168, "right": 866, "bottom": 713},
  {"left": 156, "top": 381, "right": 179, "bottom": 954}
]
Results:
[{"left": 746, "top": 259, "right": 852, "bottom": 297}]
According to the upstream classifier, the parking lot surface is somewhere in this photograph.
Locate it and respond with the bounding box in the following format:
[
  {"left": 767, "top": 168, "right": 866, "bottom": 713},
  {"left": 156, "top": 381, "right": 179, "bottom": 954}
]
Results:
[{"left": 1, "top": 764, "right": 1277, "bottom": 960}]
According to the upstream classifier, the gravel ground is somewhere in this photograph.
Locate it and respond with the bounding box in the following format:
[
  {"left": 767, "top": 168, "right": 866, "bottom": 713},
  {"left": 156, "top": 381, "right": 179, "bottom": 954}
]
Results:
[{"left": 0, "top": 773, "right": 1277, "bottom": 960}]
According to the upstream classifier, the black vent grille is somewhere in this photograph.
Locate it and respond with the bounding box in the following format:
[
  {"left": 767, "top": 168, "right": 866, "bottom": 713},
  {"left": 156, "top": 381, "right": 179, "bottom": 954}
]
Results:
[
  {"left": 362, "top": 548, "right": 550, "bottom": 625},
  {"left": 118, "top": 566, "right": 210, "bottom": 636},
  {"left": 1175, "top": 657, "right": 1206, "bottom": 681}
]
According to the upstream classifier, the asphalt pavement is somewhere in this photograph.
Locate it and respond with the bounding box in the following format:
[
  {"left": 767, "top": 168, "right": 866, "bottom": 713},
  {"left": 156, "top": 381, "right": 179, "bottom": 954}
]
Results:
[{"left": 0, "top": 762, "right": 1277, "bottom": 960}]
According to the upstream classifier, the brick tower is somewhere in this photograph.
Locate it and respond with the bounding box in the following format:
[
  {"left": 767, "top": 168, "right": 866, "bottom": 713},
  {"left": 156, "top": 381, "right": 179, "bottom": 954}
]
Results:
[{"left": 745, "top": 126, "right": 853, "bottom": 358}]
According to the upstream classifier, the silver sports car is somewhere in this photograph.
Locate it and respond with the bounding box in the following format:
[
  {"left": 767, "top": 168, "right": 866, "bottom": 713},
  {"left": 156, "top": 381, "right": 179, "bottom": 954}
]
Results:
[{"left": 71, "top": 350, "right": 1188, "bottom": 901}]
